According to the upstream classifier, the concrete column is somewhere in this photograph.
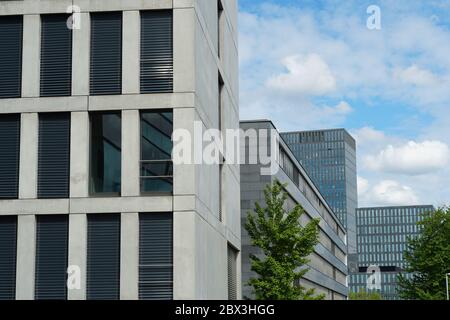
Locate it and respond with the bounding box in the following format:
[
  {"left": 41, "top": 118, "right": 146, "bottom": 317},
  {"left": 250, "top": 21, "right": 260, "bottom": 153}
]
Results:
[
  {"left": 19, "top": 113, "right": 38, "bottom": 199},
  {"left": 68, "top": 214, "right": 87, "bottom": 300},
  {"left": 122, "top": 11, "right": 140, "bottom": 94},
  {"left": 120, "top": 212, "right": 139, "bottom": 300},
  {"left": 72, "top": 12, "right": 90, "bottom": 96},
  {"left": 15, "top": 215, "right": 36, "bottom": 300},
  {"left": 173, "top": 211, "right": 196, "bottom": 299},
  {"left": 121, "top": 110, "right": 140, "bottom": 197},
  {"left": 70, "top": 112, "right": 90, "bottom": 198},
  {"left": 173, "top": 8, "right": 195, "bottom": 92},
  {"left": 22, "top": 15, "right": 40, "bottom": 98}
]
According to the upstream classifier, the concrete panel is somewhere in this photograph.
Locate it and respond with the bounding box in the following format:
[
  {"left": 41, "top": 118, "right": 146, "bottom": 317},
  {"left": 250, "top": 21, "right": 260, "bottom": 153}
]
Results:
[
  {"left": 70, "top": 112, "right": 90, "bottom": 198},
  {"left": 22, "top": 15, "right": 40, "bottom": 98},
  {"left": 68, "top": 214, "right": 87, "bottom": 300},
  {"left": 0, "top": 199, "right": 69, "bottom": 215},
  {"left": 0, "top": 0, "right": 172, "bottom": 15},
  {"left": 0, "top": 96, "right": 88, "bottom": 114},
  {"left": 120, "top": 213, "right": 139, "bottom": 300},
  {"left": 74, "top": 0, "right": 172, "bottom": 12},
  {"left": 19, "top": 113, "right": 38, "bottom": 199},
  {"left": 69, "top": 196, "right": 173, "bottom": 214},
  {"left": 173, "top": 8, "right": 195, "bottom": 92},
  {"left": 173, "top": 108, "right": 196, "bottom": 196},
  {"left": 122, "top": 11, "right": 140, "bottom": 95},
  {"left": 121, "top": 110, "right": 140, "bottom": 197},
  {"left": 72, "top": 13, "right": 90, "bottom": 96},
  {"left": 173, "top": 211, "right": 196, "bottom": 299},
  {"left": 88, "top": 92, "right": 194, "bottom": 111},
  {"left": 15, "top": 215, "right": 36, "bottom": 300}
]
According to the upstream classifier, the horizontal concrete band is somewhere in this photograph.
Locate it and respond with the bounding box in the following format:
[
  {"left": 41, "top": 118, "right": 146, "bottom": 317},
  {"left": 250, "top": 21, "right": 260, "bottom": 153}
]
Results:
[
  {"left": 303, "top": 267, "right": 349, "bottom": 297},
  {"left": 0, "top": 93, "right": 196, "bottom": 114},
  {"left": 0, "top": 197, "right": 173, "bottom": 215},
  {"left": 0, "top": 0, "right": 174, "bottom": 15}
]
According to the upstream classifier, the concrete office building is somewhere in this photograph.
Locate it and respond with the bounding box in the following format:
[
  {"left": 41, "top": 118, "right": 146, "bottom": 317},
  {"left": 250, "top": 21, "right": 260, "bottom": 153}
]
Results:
[
  {"left": 0, "top": 0, "right": 240, "bottom": 300},
  {"left": 240, "top": 120, "right": 348, "bottom": 300},
  {"left": 349, "top": 206, "right": 434, "bottom": 300},
  {"left": 281, "top": 129, "right": 358, "bottom": 268}
]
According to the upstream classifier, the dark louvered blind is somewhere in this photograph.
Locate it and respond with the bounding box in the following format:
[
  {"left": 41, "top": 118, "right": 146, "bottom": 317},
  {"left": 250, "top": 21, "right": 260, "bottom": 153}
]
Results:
[
  {"left": 0, "top": 15, "right": 22, "bottom": 99},
  {"left": 35, "top": 215, "right": 68, "bottom": 300},
  {"left": 87, "top": 214, "right": 121, "bottom": 300},
  {"left": 140, "top": 11, "right": 173, "bottom": 93},
  {"left": 0, "top": 114, "right": 20, "bottom": 199},
  {"left": 90, "top": 12, "right": 122, "bottom": 95},
  {"left": 40, "top": 14, "right": 72, "bottom": 97},
  {"left": 0, "top": 216, "right": 17, "bottom": 300},
  {"left": 227, "top": 245, "right": 237, "bottom": 300},
  {"left": 38, "top": 113, "right": 71, "bottom": 199},
  {"left": 139, "top": 213, "right": 173, "bottom": 300}
]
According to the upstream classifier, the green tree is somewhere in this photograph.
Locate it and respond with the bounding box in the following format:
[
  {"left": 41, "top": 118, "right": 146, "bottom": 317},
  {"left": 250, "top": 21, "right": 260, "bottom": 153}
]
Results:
[
  {"left": 397, "top": 207, "right": 450, "bottom": 300},
  {"left": 349, "top": 290, "right": 382, "bottom": 300},
  {"left": 245, "top": 180, "right": 323, "bottom": 300}
]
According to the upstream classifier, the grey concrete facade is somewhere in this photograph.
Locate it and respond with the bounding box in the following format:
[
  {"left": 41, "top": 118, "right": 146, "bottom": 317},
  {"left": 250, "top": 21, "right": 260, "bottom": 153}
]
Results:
[
  {"left": 240, "top": 120, "right": 348, "bottom": 300},
  {"left": 0, "top": 0, "right": 240, "bottom": 300}
]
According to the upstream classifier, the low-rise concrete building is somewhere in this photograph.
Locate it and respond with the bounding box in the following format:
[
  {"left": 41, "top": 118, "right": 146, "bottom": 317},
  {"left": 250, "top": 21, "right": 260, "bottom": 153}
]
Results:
[
  {"left": 240, "top": 120, "right": 348, "bottom": 300},
  {"left": 0, "top": 0, "right": 240, "bottom": 300}
]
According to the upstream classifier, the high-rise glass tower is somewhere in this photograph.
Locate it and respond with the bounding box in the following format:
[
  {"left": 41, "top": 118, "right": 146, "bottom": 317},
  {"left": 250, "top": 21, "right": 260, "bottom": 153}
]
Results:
[{"left": 281, "top": 129, "right": 357, "bottom": 254}]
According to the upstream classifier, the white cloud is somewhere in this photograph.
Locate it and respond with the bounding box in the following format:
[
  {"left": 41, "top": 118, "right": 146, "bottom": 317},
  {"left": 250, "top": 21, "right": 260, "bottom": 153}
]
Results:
[
  {"left": 357, "top": 176, "right": 369, "bottom": 195},
  {"left": 370, "top": 180, "right": 419, "bottom": 206},
  {"left": 393, "top": 65, "right": 440, "bottom": 86},
  {"left": 266, "top": 54, "right": 336, "bottom": 96},
  {"left": 364, "top": 140, "right": 450, "bottom": 175},
  {"left": 351, "top": 127, "right": 387, "bottom": 148}
]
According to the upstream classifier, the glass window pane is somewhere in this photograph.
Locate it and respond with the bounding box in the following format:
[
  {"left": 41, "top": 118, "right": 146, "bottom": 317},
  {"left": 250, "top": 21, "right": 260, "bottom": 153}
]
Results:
[
  {"left": 90, "top": 112, "right": 122, "bottom": 195},
  {"left": 140, "top": 111, "right": 173, "bottom": 193}
]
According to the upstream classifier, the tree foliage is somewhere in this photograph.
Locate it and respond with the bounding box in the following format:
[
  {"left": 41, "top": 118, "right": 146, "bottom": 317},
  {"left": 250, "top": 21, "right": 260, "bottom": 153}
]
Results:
[
  {"left": 397, "top": 207, "right": 450, "bottom": 300},
  {"left": 349, "top": 290, "right": 382, "bottom": 300},
  {"left": 244, "top": 180, "right": 323, "bottom": 300}
]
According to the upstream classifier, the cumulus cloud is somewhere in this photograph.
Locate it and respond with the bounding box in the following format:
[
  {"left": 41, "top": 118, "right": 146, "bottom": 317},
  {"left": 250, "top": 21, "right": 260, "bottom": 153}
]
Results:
[
  {"left": 358, "top": 178, "right": 419, "bottom": 207},
  {"left": 357, "top": 176, "right": 369, "bottom": 195},
  {"left": 393, "top": 65, "right": 440, "bottom": 86},
  {"left": 266, "top": 54, "right": 336, "bottom": 96},
  {"left": 364, "top": 140, "right": 450, "bottom": 175},
  {"left": 370, "top": 180, "right": 419, "bottom": 206},
  {"left": 351, "top": 127, "right": 387, "bottom": 148}
]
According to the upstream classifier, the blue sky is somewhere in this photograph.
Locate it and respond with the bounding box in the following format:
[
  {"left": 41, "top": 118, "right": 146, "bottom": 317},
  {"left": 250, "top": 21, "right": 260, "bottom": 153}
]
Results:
[{"left": 238, "top": 0, "right": 450, "bottom": 207}]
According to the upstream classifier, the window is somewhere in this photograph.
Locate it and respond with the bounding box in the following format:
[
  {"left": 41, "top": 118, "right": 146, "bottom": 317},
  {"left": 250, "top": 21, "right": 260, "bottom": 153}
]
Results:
[
  {"left": 139, "top": 213, "right": 173, "bottom": 300},
  {"left": 0, "top": 114, "right": 20, "bottom": 199},
  {"left": 140, "top": 10, "right": 173, "bottom": 93},
  {"left": 35, "top": 215, "right": 68, "bottom": 300},
  {"left": 38, "top": 113, "right": 71, "bottom": 198},
  {"left": 0, "top": 216, "right": 17, "bottom": 300},
  {"left": 87, "top": 214, "right": 121, "bottom": 300},
  {"left": 217, "top": 0, "right": 224, "bottom": 58},
  {"left": 0, "top": 15, "right": 22, "bottom": 99},
  {"left": 40, "top": 14, "right": 72, "bottom": 97},
  {"left": 227, "top": 245, "right": 238, "bottom": 300},
  {"left": 218, "top": 76, "right": 224, "bottom": 221},
  {"left": 140, "top": 111, "right": 173, "bottom": 194},
  {"left": 90, "top": 112, "right": 122, "bottom": 195},
  {"left": 90, "top": 12, "right": 122, "bottom": 95}
]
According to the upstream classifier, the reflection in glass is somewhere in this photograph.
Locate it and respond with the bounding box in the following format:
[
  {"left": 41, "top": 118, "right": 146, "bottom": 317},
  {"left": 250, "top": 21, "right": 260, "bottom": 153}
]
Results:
[
  {"left": 140, "top": 111, "right": 173, "bottom": 193},
  {"left": 90, "top": 112, "right": 121, "bottom": 195}
]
